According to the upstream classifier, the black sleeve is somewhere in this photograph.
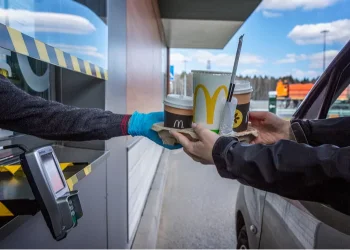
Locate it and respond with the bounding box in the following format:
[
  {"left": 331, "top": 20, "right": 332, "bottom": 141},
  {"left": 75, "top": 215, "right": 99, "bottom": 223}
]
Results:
[
  {"left": 290, "top": 117, "right": 350, "bottom": 147},
  {"left": 212, "top": 137, "right": 350, "bottom": 203},
  {"left": 0, "top": 75, "right": 131, "bottom": 141}
]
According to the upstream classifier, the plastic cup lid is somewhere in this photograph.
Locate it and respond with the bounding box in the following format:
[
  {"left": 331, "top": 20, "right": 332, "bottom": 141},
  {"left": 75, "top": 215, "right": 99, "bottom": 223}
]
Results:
[
  {"left": 164, "top": 94, "right": 193, "bottom": 110},
  {"left": 233, "top": 80, "right": 253, "bottom": 94},
  {"left": 191, "top": 71, "right": 253, "bottom": 94},
  {"left": 191, "top": 70, "right": 232, "bottom": 76}
]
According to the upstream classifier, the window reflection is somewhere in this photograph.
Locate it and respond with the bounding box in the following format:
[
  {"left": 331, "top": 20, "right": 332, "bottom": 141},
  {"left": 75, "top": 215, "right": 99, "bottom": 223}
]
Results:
[
  {"left": 0, "top": 47, "right": 51, "bottom": 138},
  {"left": 328, "top": 81, "right": 350, "bottom": 118},
  {"left": 0, "top": 0, "right": 107, "bottom": 69},
  {"left": 1, "top": 48, "right": 50, "bottom": 99}
]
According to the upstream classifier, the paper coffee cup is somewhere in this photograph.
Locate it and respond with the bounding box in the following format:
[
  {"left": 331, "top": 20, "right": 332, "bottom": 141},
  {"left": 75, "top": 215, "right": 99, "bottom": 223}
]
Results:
[
  {"left": 232, "top": 80, "right": 253, "bottom": 132},
  {"left": 192, "top": 70, "right": 231, "bottom": 133},
  {"left": 164, "top": 94, "right": 193, "bottom": 129}
]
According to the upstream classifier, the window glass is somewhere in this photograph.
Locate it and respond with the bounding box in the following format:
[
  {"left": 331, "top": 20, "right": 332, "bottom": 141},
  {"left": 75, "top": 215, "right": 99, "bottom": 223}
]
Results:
[
  {"left": 0, "top": 0, "right": 107, "bottom": 139},
  {"left": 0, "top": 47, "right": 51, "bottom": 138},
  {"left": 0, "top": 0, "right": 107, "bottom": 69},
  {"left": 328, "top": 79, "right": 350, "bottom": 118}
]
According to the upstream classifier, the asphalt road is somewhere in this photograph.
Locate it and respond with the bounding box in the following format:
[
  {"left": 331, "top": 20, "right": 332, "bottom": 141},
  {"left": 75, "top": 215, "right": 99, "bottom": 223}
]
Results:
[{"left": 157, "top": 150, "right": 240, "bottom": 249}]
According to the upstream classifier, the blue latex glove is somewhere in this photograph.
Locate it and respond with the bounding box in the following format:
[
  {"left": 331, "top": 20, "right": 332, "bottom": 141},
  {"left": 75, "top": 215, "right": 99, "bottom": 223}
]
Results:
[{"left": 128, "top": 111, "right": 182, "bottom": 150}]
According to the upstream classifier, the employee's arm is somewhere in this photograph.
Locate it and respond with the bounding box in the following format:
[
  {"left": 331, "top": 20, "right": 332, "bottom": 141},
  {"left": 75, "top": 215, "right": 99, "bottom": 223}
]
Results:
[
  {"left": 0, "top": 75, "right": 179, "bottom": 149},
  {"left": 0, "top": 75, "right": 129, "bottom": 140}
]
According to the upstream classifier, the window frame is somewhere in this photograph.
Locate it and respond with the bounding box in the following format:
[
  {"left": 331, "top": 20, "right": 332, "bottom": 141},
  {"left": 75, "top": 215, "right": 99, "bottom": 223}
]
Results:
[{"left": 293, "top": 40, "right": 350, "bottom": 120}]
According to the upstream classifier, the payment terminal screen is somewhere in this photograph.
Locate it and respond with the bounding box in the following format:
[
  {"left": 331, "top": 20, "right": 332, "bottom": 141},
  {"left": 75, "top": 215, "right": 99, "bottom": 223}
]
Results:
[{"left": 41, "top": 153, "right": 64, "bottom": 193}]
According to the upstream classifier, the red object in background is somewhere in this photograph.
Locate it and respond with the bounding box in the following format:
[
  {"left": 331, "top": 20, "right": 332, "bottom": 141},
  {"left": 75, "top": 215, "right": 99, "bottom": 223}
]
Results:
[{"left": 276, "top": 79, "right": 350, "bottom": 101}]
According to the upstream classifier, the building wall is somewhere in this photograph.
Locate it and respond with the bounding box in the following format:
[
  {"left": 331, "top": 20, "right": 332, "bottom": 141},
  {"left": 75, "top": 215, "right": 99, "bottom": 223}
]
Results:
[
  {"left": 105, "top": 0, "right": 129, "bottom": 248},
  {"left": 125, "top": 0, "right": 167, "bottom": 245},
  {"left": 126, "top": 0, "right": 167, "bottom": 113}
]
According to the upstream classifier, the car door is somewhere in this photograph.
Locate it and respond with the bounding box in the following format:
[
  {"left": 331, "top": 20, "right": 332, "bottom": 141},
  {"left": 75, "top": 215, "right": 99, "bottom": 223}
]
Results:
[
  {"left": 259, "top": 40, "right": 350, "bottom": 249},
  {"left": 235, "top": 184, "right": 266, "bottom": 248}
]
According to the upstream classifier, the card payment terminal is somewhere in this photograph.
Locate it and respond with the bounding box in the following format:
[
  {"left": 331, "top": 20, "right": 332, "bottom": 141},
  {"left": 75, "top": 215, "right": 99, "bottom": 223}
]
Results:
[{"left": 17, "top": 145, "right": 83, "bottom": 241}]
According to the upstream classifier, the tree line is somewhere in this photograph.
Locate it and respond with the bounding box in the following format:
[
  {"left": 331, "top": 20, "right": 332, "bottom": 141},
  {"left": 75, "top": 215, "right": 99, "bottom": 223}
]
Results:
[{"left": 171, "top": 73, "right": 319, "bottom": 101}]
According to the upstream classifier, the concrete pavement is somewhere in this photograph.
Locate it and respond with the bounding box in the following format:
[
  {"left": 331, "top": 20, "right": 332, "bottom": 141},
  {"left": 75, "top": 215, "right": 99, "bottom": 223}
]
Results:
[{"left": 157, "top": 150, "right": 240, "bottom": 249}]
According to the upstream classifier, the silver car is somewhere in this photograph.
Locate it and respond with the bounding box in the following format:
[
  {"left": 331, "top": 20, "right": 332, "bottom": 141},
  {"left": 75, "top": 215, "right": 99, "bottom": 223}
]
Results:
[{"left": 235, "top": 40, "right": 350, "bottom": 249}]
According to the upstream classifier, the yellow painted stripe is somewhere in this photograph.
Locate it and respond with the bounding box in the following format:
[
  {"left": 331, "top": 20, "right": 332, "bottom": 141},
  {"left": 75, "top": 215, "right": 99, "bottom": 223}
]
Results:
[
  {"left": 7, "top": 27, "right": 29, "bottom": 55},
  {"left": 4, "top": 165, "right": 21, "bottom": 175},
  {"left": 95, "top": 65, "right": 102, "bottom": 78},
  {"left": 34, "top": 40, "right": 50, "bottom": 62},
  {"left": 70, "top": 175, "right": 79, "bottom": 185},
  {"left": 60, "top": 162, "right": 73, "bottom": 171},
  {"left": 66, "top": 178, "right": 74, "bottom": 191},
  {"left": 83, "top": 165, "right": 92, "bottom": 176},
  {"left": 1, "top": 163, "right": 73, "bottom": 175},
  {"left": 71, "top": 56, "right": 81, "bottom": 72},
  {"left": 0, "top": 202, "right": 14, "bottom": 216},
  {"left": 55, "top": 48, "right": 67, "bottom": 68},
  {"left": 84, "top": 61, "right": 92, "bottom": 75},
  {"left": 5, "top": 26, "right": 108, "bottom": 79}
]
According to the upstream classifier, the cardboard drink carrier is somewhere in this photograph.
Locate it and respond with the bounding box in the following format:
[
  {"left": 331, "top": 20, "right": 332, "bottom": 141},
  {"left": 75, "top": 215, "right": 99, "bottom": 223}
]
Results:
[{"left": 152, "top": 122, "right": 258, "bottom": 146}]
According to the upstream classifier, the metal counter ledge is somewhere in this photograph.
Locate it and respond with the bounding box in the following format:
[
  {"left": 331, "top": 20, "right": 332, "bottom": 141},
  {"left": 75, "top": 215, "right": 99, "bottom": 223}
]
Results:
[{"left": 0, "top": 145, "right": 109, "bottom": 241}]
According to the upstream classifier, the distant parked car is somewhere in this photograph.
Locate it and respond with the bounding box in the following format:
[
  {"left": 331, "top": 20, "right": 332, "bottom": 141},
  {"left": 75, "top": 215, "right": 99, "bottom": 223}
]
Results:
[{"left": 235, "top": 40, "right": 350, "bottom": 249}]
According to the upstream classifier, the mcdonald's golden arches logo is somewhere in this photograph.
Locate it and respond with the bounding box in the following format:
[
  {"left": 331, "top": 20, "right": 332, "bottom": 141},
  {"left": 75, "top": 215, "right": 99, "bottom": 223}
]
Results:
[
  {"left": 173, "top": 120, "right": 184, "bottom": 129},
  {"left": 193, "top": 84, "right": 228, "bottom": 124}
]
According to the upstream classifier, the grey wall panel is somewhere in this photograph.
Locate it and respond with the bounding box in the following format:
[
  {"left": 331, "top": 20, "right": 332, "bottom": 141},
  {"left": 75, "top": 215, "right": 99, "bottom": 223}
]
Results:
[
  {"left": 127, "top": 139, "right": 163, "bottom": 242},
  {"left": 61, "top": 68, "right": 105, "bottom": 110},
  {"left": 0, "top": 161, "right": 108, "bottom": 249},
  {"left": 59, "top": 68, "right": 106, "bottom": 150},
  {"left": 106, "top": 0, "right": 128, "bottom": 248}
]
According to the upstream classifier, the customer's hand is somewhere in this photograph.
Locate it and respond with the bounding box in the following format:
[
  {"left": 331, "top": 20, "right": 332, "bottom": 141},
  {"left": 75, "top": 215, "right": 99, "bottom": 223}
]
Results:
[
  {"left": 170, "top": 124, "right": 219, "bottom": 165},
  {"left": 128, "top": 111, "right": 182, "bottom": 150},
  {"left": 249, "top": 111, "right": 291, "bottom": 144}
]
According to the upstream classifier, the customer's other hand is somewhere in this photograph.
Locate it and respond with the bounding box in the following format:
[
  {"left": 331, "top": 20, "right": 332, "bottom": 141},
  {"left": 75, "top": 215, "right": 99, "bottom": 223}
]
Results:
[
  {"left": 170, "top": 124, "right": 219, "bottom": 165},
  {"left": 128, "top": 111, "right": 182, "bottom": 150},
  {"left": 249, "top": 111, "right": 290, "bottom": 144}
]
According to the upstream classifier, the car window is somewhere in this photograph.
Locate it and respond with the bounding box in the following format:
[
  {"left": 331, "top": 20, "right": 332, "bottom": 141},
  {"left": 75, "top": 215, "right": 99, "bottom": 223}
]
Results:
[{"left": 327, "top": 78, "right": 350, "bottom": 118}]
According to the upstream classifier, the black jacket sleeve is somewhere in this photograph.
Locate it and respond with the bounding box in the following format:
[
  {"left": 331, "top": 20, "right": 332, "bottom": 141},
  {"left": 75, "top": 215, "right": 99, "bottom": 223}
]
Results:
[
  {"left": 290, "top": 117, "right": 350, "bottom": 147},
  {"left": 212, "top": 137, "right": 350, "bottom": 213},
  {"left": 0, "top": 75, "right": 131, "bottom": 141}
]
